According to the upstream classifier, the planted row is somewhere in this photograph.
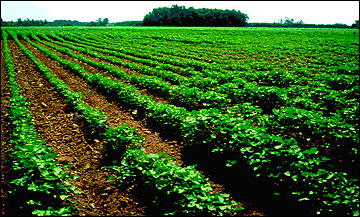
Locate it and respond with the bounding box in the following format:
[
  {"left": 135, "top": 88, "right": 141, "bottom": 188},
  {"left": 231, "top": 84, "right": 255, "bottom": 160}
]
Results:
[
  {"left": 43, "top": 31, "right": 352, "bottom": 117},
  {"left": 49, "top": 32, "right": 187, "bottom": 84},
  {"left": 31, "top": 33, "right": 232, "bottom": 111},
  {"left": 55, "top": 31, "right": 207, "bottom": 74},
  {"left": 181, "top": 106, "right": 359, "bottom": 215},
  {"left": 10, "top": 30, "right": 243, "bottom": 216},
  {"left": 70, "top": 29, "right": 358, "bottom": 96},
  {"left": 40, "top": 31, "right": 348, "bottom": 117},
  {"left": 14, "top": 29, "right": 359, "bottom": 216},
  {"left": 3, "top": 29, "right": 78, "bottom": 216}
]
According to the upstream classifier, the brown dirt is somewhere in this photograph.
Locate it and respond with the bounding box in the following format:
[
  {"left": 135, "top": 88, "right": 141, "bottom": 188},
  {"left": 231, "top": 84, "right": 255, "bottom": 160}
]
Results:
[
  {"left": 42, "top": 36, "right": 188, "bottom": 81},
  {"left": 26, "top": 38, "right": 266, "bottom": 216},
  {"left": 7, "top": 38, "right": 148, "bottom": 216},
  {"left": 22, "top": 39, "right": 183, "bottom": 164},
  {"left": 1, "top": 40, "right": 12, "bottom": 216},
  {"left": 2, "top": 36, "right": 266, "bottom": 216},
  {"left": 34, "top": 39, "right": 173, "bottom": 104}
]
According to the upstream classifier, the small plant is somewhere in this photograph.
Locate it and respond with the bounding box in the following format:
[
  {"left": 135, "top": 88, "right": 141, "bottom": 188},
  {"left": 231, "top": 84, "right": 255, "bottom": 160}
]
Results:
[
  {"left": 104, "top": 146, "right": 243, "bottom": 216},
  {"left": 4, "top": 30, "right": 79, "bottom": 216}
]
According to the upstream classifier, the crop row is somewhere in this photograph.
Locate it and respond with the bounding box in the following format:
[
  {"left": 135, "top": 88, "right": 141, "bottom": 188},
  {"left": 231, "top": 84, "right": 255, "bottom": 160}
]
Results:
[
  {"left": 64, "top": 31, "right": 195, "bottom": 76},
  {"left": 28, "top": 29, "right": 359, "bottom": 160},
  {"left": 44, "top": 31, "right": 358, "bottom": 118},
  {"left": 43, "top": 32, "right": 215, "bottom": 87},
  {"left": 126, "top": 32, "right": 358, "bottom": 80},
  {"left": 55, "top": 30, "right": 358, "bottom": 137},
  {"left": 50, "top": 31, "right": 248, "bottom": 89},
  {"left": 13, "top": 30, "right": 359, "bottom": 215},
  {"left": 51, "top": 31, "right": 243, "bottom": 93},
  {"left": 55, "top": 29, "right": 359, "bottom": 87},
  {"left": 50, "top": 32, "right": 194, "bottom": 82},
  {"left": 57, "top": 31, "right": 267, "bottom": 89},
  {"left": 32, "top": 32, "right": 348, "bottom": 118},
  {"left": 9, "top": 30, "right": 242, "bottom": 216},
  {"left": 2, "top": 30, "right": 78, "bottom": 216},
  {"left": 30, "top": 31, "right": 359, "bottom": 169},
  {"left": 66, "top": 28, "right": 359, "bottom": 93},
  {"left": 56, "top": 31, "right": 210, "bottom": 73},
  {"left": 29, "top": 32, "right": 231, "bottom": 111}
]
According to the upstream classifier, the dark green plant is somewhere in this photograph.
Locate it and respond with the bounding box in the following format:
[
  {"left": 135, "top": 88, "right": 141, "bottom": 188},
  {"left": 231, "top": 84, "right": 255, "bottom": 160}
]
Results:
[
  {"left": 3, "top": 30, "right": 78, "bottom": 216},
  {"left": 104, "top": 146, "right": 243, "bottom": 215}
]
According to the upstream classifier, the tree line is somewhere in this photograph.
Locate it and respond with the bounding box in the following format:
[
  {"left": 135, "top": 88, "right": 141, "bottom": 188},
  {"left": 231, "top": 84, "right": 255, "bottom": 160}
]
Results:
[
  {"left": 1, "top": 6, "right": 358, "bottom": 29},
  {"left": 1, "top": 17, "right": 109, "bottom": 27},
  {"left": 142, "top": 4, "right": 249, "bottom": 27},
  {"left": 248, "top": 17, "right": 359, "bottom": 28},
  {"left": 112, "top": 21, "right": 142, "bottom": 26}
]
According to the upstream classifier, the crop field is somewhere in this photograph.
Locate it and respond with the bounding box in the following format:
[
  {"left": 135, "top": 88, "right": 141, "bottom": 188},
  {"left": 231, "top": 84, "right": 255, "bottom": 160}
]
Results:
[{"left": 1, "top": 26, "right": 359, "bottom": 216}]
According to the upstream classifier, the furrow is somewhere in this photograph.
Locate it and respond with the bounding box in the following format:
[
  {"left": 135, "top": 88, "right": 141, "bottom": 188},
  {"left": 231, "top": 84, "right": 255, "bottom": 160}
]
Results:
[
  {"left": 7, "top": 38, "right": 147, "bottom": 216},
  {"left": 32, "top": 38, "right": 172, "bottom": 106},
  {"left": 18, "top": 36, "right": 266, "bottom": 216},
  {"left": 51, "top": 34, "right": 189, "bottom": 76},
  {"left": 0, "top": 39, "right": 12, "bottom": 216},
  {"left": 20, "top": 38, "right": 184, "bottom": 165}
]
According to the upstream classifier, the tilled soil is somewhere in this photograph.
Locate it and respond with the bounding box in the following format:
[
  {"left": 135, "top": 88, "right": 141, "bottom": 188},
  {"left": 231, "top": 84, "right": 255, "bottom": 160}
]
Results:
[
  {"left": 23, "top": 38, "right": 231, "bottom": 194},
  {"left": 35, "top": 38, "right": 177, "bottom": 104},
  {"left": 29, "top": 38, "right": 268, "bottom": 215},
  {"left": 2, "top": 37, "right": 265, "bottom": 216},
  {"left": 48, "top": 36, "right": 188, "bottom": 78},
  {"left": 24, "top": 39, "right": 183, "bottom": 164},
  {"left": 1, "top": 40, "right": 12, "bottom": 216},
  {"left": 6, "top": 38, "right": 147, "bottom": 216}
]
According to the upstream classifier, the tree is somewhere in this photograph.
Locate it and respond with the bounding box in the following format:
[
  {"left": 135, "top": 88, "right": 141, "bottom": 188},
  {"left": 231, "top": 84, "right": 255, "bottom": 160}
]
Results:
[
  {"left": 17, "top": 18, "right": 23, "bottom": 26},
  {"left": 143, "top": 5, "right": 248, "bottom": 27},
  {"left": 1, "top": 18, "right": 5, "bottom": 26},
  {"left": 351, "top": 20, "right": 359, "bottom": 29},
  {"left": 102, "top": 18, "right": 109, "bottom": 26},
  {"left": 284, "top": 17, "right": 294, "bottom": 25}
]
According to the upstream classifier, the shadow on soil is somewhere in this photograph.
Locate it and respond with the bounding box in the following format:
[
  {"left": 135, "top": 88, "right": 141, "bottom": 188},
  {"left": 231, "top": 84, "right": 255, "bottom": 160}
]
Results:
[
  {"left": 6, "top": 185, "right": 74, "bottom": 216},
  {"left": 58, "top": 85, "right": 313, "bottom": 216},
  {"left": 181, "top": 144, "right": 311, "bottom": 216}
]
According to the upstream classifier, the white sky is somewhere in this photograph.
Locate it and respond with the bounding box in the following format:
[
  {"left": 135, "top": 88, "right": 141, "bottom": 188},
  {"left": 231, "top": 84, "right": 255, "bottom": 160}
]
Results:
[{"left": 1, "top": 1, "right": 359, "bottom": 25}]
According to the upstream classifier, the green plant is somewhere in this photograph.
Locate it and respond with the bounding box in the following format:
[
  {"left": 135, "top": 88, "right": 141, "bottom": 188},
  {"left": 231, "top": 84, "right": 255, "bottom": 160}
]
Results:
[
  {"left": 3, "top": 29, "right": 78, "bottom": 216},
  {"left": 104, "top": 146, "right": 243, "bottom": 216}
]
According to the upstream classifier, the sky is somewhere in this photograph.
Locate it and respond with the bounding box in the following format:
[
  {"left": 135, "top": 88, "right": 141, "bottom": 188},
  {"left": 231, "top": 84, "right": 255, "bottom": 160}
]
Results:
[{"left": 1, "top": 1, "right": 359, "bottom": 25}]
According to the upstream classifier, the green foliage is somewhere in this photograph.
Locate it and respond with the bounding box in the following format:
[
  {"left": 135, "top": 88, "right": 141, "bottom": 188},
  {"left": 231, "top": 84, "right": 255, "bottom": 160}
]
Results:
[
  {"left": 31, "top": 32, "right": 232, "bottom": 110},
  {"left": 143, "top": 4, "right": 248, "bottom": 27},
  {"left": 102, "top": 125, "right": 144, "bottom": 151},
  {"left": 113, "top": 20, "right": 143, "bottom": 26},
  {"left": 3, "top": 30, "right": 78, "bottom": 216},
  {"left": 5, "top": 27, "right": 359, "bottom": 216},
  {"left": 104, "top": 147, "right": 243, "bottom": 215},
  {"left": 9, "top": 29, "right": 243, "bottom": 216}
]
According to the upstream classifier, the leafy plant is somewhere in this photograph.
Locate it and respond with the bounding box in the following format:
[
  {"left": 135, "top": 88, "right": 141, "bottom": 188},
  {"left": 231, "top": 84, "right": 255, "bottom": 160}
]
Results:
[
  {"left": 104, "top": 147, "right": 243, "bottom": 216},
  {"left": 4, "top": 30, "right": 78, "bottom": 216}
]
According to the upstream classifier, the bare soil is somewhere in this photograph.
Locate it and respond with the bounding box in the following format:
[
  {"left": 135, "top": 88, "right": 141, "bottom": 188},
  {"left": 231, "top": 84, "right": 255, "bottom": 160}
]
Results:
[
  {"left": 42, "top": 36, "right": 189, "bottom": 81},
  {"left": 1, "top": 37, "right": 265, "bottom": 216},
  {"left": 5, "top": 38, "right": 147, "bottom": 216},
  {"left": 1, "top": 40, "right": 12, "bottom": 216},
  {"left": 23, "top": 39, "right": 183, "bottom": 164}
]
